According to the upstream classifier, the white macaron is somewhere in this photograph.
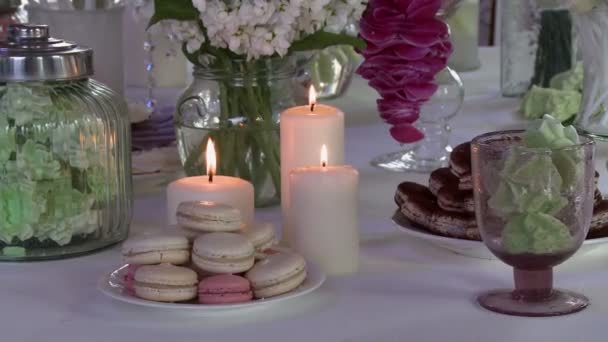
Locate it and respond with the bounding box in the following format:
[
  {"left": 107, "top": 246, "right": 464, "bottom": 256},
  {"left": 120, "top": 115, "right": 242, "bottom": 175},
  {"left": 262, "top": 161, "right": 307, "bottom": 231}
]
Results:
[
  {"left": 245, "top": 250, "right": 307, "bottom": 299},
  {"left": 122, "top": 234, "right": 190, "bottom": 265},
  {"left": 176, "top": 201, "right": 243, "bottom": 234},
  {"left": 134, "top": 264, "right": 198, "bottom": 302},
  {"left": 191, "top": 232, "right": 255, "bottom": 274},
  {"left": 243, "top": 222, "right": 276, "bottom": 259}
]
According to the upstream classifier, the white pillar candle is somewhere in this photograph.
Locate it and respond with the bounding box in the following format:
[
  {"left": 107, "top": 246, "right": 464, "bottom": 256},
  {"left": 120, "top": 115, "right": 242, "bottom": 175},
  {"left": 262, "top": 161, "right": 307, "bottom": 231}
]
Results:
[
  {"left": 166, "top": 139, "right": 254, "bottom": 227},
  {"left": 280, "top": 87, "right": 344, "bottom": 244},
  {"left": 289, "top": 146, "right": 359, "bottom": 276}
]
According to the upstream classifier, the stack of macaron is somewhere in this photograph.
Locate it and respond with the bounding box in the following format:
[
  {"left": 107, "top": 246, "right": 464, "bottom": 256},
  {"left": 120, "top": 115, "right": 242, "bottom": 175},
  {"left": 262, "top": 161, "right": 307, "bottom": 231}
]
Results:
[
  {"left": 120, "top": 201, "right": 308, "bottom": 304},
  {"left": 395, "top": 141, "right": 608, "bottom": 241}
]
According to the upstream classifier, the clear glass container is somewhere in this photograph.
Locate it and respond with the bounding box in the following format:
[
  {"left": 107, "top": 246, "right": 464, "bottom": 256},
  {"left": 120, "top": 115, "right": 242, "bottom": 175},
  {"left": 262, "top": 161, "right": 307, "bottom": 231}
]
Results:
[
  {"left": 308, "top": 22, "right": 362, "bottom": 100},
  {"left": 501, "top": 1, "right": 575, "bottom": 97},
  {"left": 472, "top": 130, "right": 594, "bottom": 316},
  {"left": 0, "top": 24, "right": 132, "bottom": 261},
  {"left": 371, "top": 67, "right": 464, "bottom": 172},
  {"left": 368, "top": 1, "right": 465, "bottom": 173},
  {"left": 573, "top": 7, "right": 608, "bottom": 138},
  {"left": 447, "top": 0, "right": 481, "bottom": 71},
  {"left": 175, "top": 56, "right": 302, "bottom": 208}
]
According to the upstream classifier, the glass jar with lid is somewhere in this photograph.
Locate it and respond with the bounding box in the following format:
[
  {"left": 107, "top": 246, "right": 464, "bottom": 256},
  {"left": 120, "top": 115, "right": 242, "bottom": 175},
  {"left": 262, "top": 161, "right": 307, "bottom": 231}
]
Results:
[{"left": 0, "top": 24, "right": 132, "bottom": 261}]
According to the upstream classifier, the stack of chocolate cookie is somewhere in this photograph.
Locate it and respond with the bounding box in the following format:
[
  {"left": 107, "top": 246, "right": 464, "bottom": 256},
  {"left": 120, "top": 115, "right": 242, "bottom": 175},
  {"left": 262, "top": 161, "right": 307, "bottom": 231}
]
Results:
[{"left": 395, "top": 142, "right": 608, "bottom": 241}]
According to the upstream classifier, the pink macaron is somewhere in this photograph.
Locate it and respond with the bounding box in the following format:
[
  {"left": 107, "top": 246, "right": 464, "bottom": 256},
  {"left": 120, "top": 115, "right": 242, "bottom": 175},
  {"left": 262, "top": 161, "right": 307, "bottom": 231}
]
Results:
[
  {"left": 123, "top": 264, "right": 140, "bottom": 294},
  {"left": 198, "top": 274, "right": 253, "bottom": 305}
]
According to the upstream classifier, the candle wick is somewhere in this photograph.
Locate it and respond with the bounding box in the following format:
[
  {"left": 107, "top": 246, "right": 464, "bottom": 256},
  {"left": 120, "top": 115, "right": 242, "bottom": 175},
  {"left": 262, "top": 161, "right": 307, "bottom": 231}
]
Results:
[
  {"left": 208, "top": 170, "right": 214, "bottom": 183},
  {"left": 310, "top": 103, "right": 315, "bottom": 112},
  {"left": 322, "top": 161, "right": 326, "bottom": 168}
]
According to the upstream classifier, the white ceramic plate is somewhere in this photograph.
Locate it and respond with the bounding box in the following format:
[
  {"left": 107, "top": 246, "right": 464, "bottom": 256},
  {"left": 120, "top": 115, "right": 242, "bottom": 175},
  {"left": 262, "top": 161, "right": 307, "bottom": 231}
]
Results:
[
  {"left": 392, "top": 212, "right": 608, "bottom": 260},
  {"left": 98, "top": 262, "right": 325, "bottom": 311}
]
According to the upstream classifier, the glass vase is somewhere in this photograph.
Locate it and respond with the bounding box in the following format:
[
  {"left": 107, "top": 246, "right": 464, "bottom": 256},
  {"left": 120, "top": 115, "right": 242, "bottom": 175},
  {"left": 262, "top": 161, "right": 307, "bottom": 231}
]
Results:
[
  {"left": 371, "top": 67, "right": 464, "bottom": 173},
  {"left": 308, "top": 22, "right": 362, "bottom": 100},
  {"left": 175, "top": 57, "right": 302, "bottom": 208},
  {"left": 573, "top": 8, "right": 608, "bottom": 138},
  {"left": 447, "top": 0, "right": 481, "bottom": 72},
  {"left": 500, "top": 1, "right": 575, "bottom": 97}
]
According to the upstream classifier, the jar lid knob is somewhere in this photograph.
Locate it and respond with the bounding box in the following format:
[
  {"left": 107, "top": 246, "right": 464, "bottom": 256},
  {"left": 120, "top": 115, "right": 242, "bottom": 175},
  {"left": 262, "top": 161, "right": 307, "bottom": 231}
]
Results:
[{"left": 8, "top": 24, "right": 50, "bottom": 43}]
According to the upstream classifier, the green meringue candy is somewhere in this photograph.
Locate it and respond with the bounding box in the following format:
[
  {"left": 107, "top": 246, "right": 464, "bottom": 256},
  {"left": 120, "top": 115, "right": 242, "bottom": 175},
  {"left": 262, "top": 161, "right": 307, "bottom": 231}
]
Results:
[
  {"left": 520, "top": 86, "right": 581, "bottom": 122},
  {"left": 550, "top": 63, "right": 583, "bottom": 92},
  {"left": 0, "top": 83, "right": 116, "bottom": 247},
  {"left": 492, "top": 115, "right": 582, "bottom": 254},
  {"left": 523, "top": 114, "right": 582, "bottom": 189},
  {"left": 489, "top": 152, "right": 567, "bottom": 217},
  {"left": 503, "top": 213, "right": 572, "bottom": 254}
]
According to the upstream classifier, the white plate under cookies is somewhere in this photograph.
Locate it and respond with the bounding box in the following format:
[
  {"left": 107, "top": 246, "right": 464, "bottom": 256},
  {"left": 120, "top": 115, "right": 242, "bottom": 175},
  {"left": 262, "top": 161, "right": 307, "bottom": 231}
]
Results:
[
  {"left": 392, "top": 211, "right": 608, "bottom": 260},
  {"left": 98, "top": 262, "right": 326, "bottom": 311}
]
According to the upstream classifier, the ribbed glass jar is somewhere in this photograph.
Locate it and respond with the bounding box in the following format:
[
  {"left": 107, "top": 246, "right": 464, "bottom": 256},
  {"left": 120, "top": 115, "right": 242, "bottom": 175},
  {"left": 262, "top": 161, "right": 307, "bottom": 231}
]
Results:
[{"left": 0, "top": 79, "right": 132, "bottom": 260}]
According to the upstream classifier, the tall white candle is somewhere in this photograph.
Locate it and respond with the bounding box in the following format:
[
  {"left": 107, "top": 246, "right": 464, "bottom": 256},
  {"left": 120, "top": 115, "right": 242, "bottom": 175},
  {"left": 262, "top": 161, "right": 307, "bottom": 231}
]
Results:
[
  {"left": 289, "top": 145, "right": 359, "bottom": 276},
  {"left": 166, "top": 139, "right": 254, "bottom": 226},
  {"left": 280, "top": 87, "right": 344, "bottom": 244}
]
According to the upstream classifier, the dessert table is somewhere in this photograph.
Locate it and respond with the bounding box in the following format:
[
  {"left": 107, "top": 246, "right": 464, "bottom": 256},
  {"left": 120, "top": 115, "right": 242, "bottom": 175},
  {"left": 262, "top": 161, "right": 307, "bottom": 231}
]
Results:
[{"left": 4, "top": 47, "right": 608, "bottom": 341}]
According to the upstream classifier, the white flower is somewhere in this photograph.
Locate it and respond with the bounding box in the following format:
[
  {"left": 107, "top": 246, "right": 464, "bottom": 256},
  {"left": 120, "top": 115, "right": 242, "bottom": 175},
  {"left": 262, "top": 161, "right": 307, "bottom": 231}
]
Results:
[
  {"left": 155, "top": 0, "right": 368, "bottom": 60},
  {"left": 161, "top": 20, "right": 205, "bottom": 53},
  {"left": 192, "top": 0, "right": 206, "bottom": 12}
]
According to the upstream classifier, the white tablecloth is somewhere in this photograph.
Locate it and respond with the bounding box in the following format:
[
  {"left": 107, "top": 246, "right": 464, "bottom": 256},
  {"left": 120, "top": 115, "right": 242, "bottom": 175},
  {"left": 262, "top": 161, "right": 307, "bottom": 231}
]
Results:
[{"left": 5, "top": 48, "right": 608, "bottom": 342}]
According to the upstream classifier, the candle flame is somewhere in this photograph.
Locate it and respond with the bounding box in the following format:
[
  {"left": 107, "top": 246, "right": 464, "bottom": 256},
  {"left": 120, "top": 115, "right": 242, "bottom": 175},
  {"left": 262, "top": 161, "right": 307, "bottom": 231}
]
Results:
[
  {"left": 206, "top": 138, "right": 216, "bottom": 182},
  {"left": 320, "top": 144, "right": 328, "bottom": 168},
  {"left": 309, "top": 85, "right": 317, "bottom": 112}
]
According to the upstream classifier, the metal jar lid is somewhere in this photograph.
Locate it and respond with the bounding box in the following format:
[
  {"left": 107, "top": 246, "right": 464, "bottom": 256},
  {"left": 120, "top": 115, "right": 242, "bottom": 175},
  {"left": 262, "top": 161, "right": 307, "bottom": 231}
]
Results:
[{"left": 0, "top": 24, "right": 93, "bottom": 82}]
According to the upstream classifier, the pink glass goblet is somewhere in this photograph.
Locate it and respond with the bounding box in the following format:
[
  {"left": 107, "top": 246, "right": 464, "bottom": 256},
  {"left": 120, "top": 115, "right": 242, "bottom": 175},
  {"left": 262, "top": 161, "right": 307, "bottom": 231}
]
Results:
[{"left": 471, "top": 130, "right": 595, "bottom": 317}]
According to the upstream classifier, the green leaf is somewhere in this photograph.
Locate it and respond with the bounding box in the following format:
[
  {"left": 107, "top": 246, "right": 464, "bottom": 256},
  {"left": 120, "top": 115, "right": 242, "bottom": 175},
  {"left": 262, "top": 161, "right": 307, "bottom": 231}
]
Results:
[
  {"left": 289, "top": 31, "right": 366, "bottom": 53},
  {"left": 148, "top": 0, "right": 198, "bottom": 28}
]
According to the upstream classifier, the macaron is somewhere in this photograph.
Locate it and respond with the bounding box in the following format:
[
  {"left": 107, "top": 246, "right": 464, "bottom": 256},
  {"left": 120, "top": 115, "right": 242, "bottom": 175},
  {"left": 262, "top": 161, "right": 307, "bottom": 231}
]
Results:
[
  {"left": 176, "top": 201, "right": 243, "bottom": 234},
  {"left": 191, "top": 232, "right": 255, "bottom": 274},
  {"left": 122, "top": 264, "right": 140, "bottom": 294},
  {"left": 122, "top": 234, "right": 190, "bottom": 265},
  {"left": 246, "top": 251, "right": 307, "bottom": 299},
  {"left": 243, "top": 222, "right": 276, "bottom": 259},
  {"left": 134, "top": 264, "right": 198, "bottom": 302},
  {"left": 198, "top": 274, "right": 253, "bottom": 304}
]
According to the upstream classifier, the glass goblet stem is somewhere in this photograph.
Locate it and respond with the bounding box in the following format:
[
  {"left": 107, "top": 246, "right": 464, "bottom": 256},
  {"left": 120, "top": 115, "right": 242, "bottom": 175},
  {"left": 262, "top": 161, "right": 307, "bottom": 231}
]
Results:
[{"left": 513, "top": 268, "right": 553, "bottom": 301}]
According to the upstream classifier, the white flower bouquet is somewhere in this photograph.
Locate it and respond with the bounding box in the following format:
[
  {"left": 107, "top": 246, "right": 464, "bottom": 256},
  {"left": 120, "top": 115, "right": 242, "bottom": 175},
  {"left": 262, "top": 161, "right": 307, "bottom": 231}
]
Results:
[
  {"left": 149, "top": 0, "right": 368, "bottom": 206},
  {"left": 152, "top": 0, "right": 367, "bottom": 60}
]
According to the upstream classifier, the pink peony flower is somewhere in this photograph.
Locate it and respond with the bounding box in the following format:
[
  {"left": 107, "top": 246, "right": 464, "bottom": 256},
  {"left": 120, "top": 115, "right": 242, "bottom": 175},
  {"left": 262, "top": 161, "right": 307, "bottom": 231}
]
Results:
[{"left": 357, "top": 0, "right": 452, "bottom": 143}]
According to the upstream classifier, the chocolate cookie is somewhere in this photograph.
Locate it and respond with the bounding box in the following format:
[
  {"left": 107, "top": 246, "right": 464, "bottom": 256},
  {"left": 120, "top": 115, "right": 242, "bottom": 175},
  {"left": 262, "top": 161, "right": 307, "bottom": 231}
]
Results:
[
  {"left": 588, "top": 200, "right": 608, "bottom": 239},
  {"left": 595, "top": 188, "right": 603, "bottom": 207},
  {"left": 395, "top": 182, "right": 479, "bottom": 240},
  {"left": 458, "top": 174, "right": 473, "bottom": 191},
  {"left": 431, "top": 214, "right": 480, "bottom": 241},
  {"left": 449, "top": 142, "right": 471, "bottom": 178},
  {"left": 437, "top": 184, "right": 475, "bottom": 214},
  {"left": 395, "top": 182, "right": 436, "bottom": 228},
  {"left": 428, "top": 167, "right": 459, "bottom": 196}
]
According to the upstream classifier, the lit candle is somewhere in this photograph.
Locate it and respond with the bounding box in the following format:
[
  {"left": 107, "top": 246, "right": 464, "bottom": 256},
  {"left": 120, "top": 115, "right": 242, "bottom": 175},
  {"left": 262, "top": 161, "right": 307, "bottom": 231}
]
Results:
[
  {"left": 289, "top": 145, "right": 359, "bottom": 276},
  {"left": 280, "top": 86, "right": 345, "bottom": 244},
  {"left": 166, "top": 139, "right": 255, "bottom": 227}
]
